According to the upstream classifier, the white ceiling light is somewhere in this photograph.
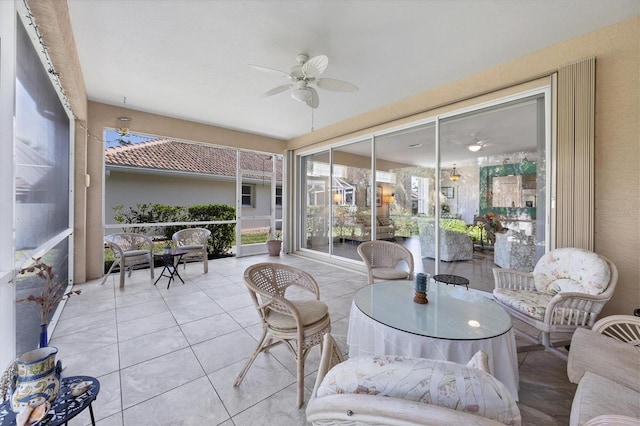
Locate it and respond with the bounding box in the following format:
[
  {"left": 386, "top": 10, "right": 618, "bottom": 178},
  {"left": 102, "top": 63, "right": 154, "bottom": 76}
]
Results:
[
  {"left": 468, "top": 144, "right": 482, "bottom": 152},
  {"left": 291, "top": 88, "right": 312, "bottom": 103}
]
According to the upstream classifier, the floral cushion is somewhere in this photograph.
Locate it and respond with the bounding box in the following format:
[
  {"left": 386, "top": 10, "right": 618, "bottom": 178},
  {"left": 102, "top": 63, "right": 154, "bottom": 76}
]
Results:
[
  {"left": 533, "top": 248, "right": 610, "bottom": 295},
  {"left": 493, "top": 288, "right": 552, "bottom": 321},
  {"left": 316, "top": 355, "right": 521, "bottom": 425}
]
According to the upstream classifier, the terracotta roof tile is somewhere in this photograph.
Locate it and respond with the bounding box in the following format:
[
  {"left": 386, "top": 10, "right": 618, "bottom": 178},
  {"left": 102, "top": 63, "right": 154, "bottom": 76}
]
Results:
[{"left": 105, "top": 139, "right": 282, "bottom": 179}]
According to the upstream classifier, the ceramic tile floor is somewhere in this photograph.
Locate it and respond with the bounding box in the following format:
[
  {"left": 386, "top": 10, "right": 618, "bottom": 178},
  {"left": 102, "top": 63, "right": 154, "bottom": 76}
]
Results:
[{"left": 51, "top": 254, "right": 576, "bottom": 426}]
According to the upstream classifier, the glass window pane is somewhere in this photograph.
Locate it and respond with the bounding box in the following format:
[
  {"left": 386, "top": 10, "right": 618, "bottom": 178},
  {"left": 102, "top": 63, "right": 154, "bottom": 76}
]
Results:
[{"left": 301, "top": 151, "right": 331, "bottom": 253}]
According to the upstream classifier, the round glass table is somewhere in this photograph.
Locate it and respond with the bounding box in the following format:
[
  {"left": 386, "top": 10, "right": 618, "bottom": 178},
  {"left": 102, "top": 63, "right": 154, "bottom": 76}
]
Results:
[{"left": 348, "top": 281, "right": 519, "bottom": 399}]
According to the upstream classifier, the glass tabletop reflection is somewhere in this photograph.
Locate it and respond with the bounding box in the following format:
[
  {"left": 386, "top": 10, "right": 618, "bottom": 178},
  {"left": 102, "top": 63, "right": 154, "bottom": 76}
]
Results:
[{"left": 353, "top": 281, "right": 512, "bottom": 340}]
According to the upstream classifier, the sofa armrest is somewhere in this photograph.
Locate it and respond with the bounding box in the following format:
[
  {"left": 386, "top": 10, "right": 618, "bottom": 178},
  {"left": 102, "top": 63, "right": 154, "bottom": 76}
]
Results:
[
  {"left": 492, "top": 268, "right": 535, "bottom": 291},
  {"left": 567, "top": 327, "right": 640, "bottom": 392}
]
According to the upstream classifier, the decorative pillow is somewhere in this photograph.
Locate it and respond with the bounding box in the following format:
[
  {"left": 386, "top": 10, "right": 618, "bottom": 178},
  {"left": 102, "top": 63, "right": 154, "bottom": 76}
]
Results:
[
  {"left": 317, "top": 355, "right": 520, "bottom": 424},
  {"left": 547, "top": 279, "right": 583, "bottom": 295},
  {"left": 465, "top": 350, "right": 490, "bottom": 374},
  {"left": 377, "top": 216, "right": 392, "bottom": 226},
  {"left": 533, "top": 248, "right": 611, "bottom": 295}
]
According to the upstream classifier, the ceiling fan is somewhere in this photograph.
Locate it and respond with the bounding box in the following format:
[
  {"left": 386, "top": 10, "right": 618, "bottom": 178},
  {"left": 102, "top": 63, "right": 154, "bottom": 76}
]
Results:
[
  {"left": 450, "top": 134, "right": 493, "bottom": 152},
  {"left": 250, "top": 53, "right": 358, "bottom": 109}
]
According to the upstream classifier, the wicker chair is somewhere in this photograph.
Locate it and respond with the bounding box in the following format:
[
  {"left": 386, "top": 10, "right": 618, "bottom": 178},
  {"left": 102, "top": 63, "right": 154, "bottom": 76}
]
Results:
[
  {"left": 307, "top": 334, "right": 521, "bottom": 425},
  {"left": 493, "top": 247, "right": 618, "bottom": 359},
  {"left": 234, "top": 263, "right": 331, "bottom": 408},
  {"left": 357, "top": 240, "right": 414, "bottom": 285},
  {"left": 591, "top": 314, "right": 640, "bottom": 348},
  {"left": 172, "top": 228, "right": 211, "bottom": 273},
  {"left": 101, "top": 233, "right": 154, "bottom": 288}
]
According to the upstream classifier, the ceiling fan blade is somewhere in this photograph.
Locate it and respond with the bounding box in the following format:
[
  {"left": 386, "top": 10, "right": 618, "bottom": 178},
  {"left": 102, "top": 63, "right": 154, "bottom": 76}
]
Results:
[
  {"left": 262, "top": 84, "right": 293, "bottom": 97},
  {"left": 316, "top": 77, "right": 358, "bottom": 92},
  {"left": 306, "top": 87, "right": 319, "bottom": 109},
  {"left": 302, "top": 55, "right": 328, "bottom": 79},
  {"left": 249, "top": 64, "right": 291, "bottom": 79}
]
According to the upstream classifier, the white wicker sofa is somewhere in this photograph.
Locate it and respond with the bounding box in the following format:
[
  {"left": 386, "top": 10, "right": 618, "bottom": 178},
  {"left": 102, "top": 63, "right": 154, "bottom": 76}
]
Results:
[
  {"left": 307, "top": 334, "right": 521, "bottom": 426},
  {"left": 493, "top": 247, "right": 617, "bottom": 358}
]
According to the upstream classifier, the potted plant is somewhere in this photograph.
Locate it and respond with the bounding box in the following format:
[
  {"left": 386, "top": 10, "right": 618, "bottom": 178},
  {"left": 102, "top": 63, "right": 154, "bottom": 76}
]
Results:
[{"left": 267, "top": 230, "right": 282, "bottom": 256}]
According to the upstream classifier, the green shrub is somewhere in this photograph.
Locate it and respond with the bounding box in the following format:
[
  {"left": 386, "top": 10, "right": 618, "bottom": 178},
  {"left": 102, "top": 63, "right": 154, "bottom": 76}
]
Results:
[
  {"left": 152, "top": 204, "right": 188, "bottom": 239},
  {"left": 111, "top": 203, "right": 237, "bottom": 257},
  {"left": 188, "top": 204, "right": 236, "bottom": 256}
]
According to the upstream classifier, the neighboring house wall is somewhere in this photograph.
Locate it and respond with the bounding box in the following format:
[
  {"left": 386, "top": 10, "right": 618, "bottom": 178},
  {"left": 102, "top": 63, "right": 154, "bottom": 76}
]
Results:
[{"left": 105, "top": 169, "right": 280, "bottom": 232}]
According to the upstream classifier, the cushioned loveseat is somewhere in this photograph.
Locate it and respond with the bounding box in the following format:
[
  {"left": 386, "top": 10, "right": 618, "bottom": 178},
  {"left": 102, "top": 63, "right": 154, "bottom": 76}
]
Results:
[
  {"left": 350, "top": 215, "right": 395, "bottom": 241},
  {"left": 493, "top": 247, "right": 618, "bottom": 358}
]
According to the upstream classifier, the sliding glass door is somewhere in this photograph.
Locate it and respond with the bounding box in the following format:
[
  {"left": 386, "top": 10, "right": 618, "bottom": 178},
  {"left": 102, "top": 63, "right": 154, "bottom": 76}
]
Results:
[{"left": 297, "top": 89, "right": 549, "bottom": 290}]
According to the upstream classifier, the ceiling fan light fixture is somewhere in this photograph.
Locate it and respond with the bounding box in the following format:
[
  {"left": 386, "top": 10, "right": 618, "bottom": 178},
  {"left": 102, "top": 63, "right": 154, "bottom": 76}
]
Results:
[
  {"left": 291, "top": 88, "right": 312, "bottom": 103},
  {"left": 468, "top": 144, "right": 482, "bottom": 152}
]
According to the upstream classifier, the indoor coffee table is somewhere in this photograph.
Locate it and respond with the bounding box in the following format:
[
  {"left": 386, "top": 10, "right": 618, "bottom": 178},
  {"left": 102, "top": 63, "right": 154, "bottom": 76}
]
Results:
[{"left": 347, "top": 280, "right": 519, "bottom": 400}]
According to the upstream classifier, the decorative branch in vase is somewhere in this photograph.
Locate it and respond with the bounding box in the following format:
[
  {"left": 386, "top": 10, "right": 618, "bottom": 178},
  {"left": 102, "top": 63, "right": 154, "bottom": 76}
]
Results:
[{"left": 18, "top": 258, "right": 81, "bottom": 347}]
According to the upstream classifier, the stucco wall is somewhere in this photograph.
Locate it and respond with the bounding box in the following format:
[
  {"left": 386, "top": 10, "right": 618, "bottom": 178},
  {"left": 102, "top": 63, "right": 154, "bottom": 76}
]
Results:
[{"left": 289, "top": 18, "right": 640, "bottom": 316}]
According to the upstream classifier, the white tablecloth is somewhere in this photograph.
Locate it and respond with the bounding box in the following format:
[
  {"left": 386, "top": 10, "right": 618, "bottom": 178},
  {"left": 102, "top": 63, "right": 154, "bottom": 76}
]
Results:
[{"left": 347, "top": 299, "right": 520, "bottom": 400}]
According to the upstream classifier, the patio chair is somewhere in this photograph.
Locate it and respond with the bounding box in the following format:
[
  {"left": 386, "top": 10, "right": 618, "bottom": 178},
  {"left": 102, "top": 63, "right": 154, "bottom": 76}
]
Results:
[
  {"left": 101, "top": 233, "right": 154, "bottom": 288},
  {"left": 172, "top": 227, "right": 211, "bottom": 273},
  {"left": 493, "top": 247, "right": 618, "bottom": 359},
  {"left": 357, "top": 240, "right": 414, "bottom": 285},
  {"left": 234, "top": 263, "right": 331, "bottom": 408},
  {"left": 307, "top": 334, "right": 521, "bottom": 425}
]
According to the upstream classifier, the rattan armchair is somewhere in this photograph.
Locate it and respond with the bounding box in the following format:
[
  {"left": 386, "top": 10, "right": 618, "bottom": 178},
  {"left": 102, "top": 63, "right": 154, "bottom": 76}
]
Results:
[
  {"left": 102, "top": 233, "right": 154, "bottom": 288},
  {"left": 234, "top": 263, "right": 331, "bottom": 408},
  {"left": 357, "top": 240, "right": 414, "bottom": 285},
  {"left": 172, "top": 227, "right": 211, "bottom": 273},
  {"left": 493, "top": 247, "right": 618, "bottom": 359}
]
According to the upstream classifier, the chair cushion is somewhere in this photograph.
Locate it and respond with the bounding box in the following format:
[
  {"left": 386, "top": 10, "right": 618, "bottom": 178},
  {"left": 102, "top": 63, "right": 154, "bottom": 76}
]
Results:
[
  {"left": 265, "top": 300, "right": 329, "bottom": 330},
  {"left": 316, "top": 355, "right": 520, "bottom": 424},
  {"left": 533, "top": 248, "right": 610, "bottom": 295},
  {"left": 571, "top": 371, "right": 640, "bottom": 425},
  {"left": 372, "top": 267, "right": 408, "bottom": 280},
  {"left": 123, "top": 249, "right": 148, "bottom": 258},
  {"left": 178, "top": 244, "right": 204, "bottom": 250},
  {"left": 493, "top": 288, "right": 553, "bottom": 321}
]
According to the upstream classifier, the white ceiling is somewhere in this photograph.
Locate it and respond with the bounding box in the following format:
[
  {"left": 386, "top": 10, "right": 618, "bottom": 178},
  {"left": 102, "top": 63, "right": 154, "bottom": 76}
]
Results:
[{"left": 67, "top": 0, "right": 638, "bottom": 141}]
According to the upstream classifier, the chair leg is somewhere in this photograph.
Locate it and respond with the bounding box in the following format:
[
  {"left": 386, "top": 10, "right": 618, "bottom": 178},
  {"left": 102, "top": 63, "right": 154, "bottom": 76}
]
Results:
[
  {"left": 542, "top": 331, "right": 551, "bottom": 348},
  {"left": 203, "top": 253, "right": 208, "bottom": 273},
  {"left": 297, "top": 355, "right": 304, "bottom": 408},
  {"left": 100, "top": 259, "right": 119, "bottom": 285},
  {"left": 119, "top": 267, "right": 125, "bottom": 289},
  {"left": 235, "top": 329, "right": 269, "bottom": 387}
]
